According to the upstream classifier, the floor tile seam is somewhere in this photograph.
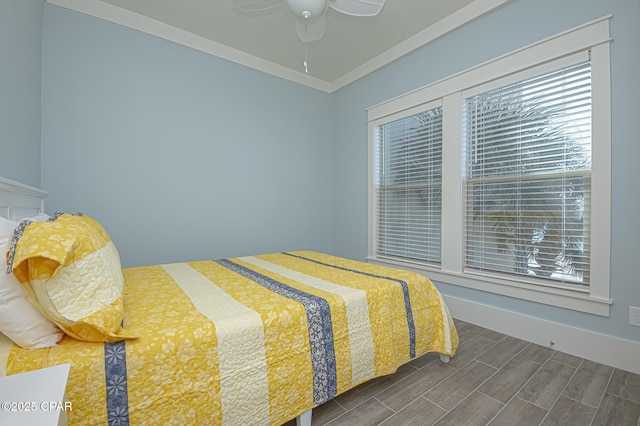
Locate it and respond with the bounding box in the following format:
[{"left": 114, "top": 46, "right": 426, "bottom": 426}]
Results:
[
  {"left": 331, "top": 396, "right": 348, "bottom": 412},
  {"left": 541, "top": 358, "right": 599, "bottom": 426},
  {"left": 603, "top": 391, "right": 640, "bottom": 405},
  {"left": 595, "top": 367, "right": 615, "bottom": 416},
  {"left": 476, "top": 388, "right": 510, "bottom": 407},
  {"left": 446, "top": 357, "right": 473, "bottom": 371},
  {"left": 375, "top": 399, "right": 431, "bottom": 426},
  {"left": 483, "top": 402, "right": 507, "bottom": 425},
  {"left": 471, "top": 336, "right": 509, "bottom": 364},
  {"left": 533, "top": 404, "right": 553, "bottom": 425},
  {"left": 587, "top": 392, "right": 602, "bottom": 426},
  {"left": 330, "top": 366, "right": 439, "bottom": 425},
  {"left": 321, "top": 406, "right": 354, "bottom": 426},
  {"left": 422, "top": 394, "right": 450, "bottom": 413},
  {"left": 422, "top": 360, "right": 501, "bottom": 417},
  {"left": 345, "top": 394, "right": 381, "bottom": 414},
  {"left": 470, "top": 337, "right": 549, "bottom": 421},
  {"left": 474, "top": 358, "right": 503, "bottom": 372},
  {"left": 549, "top": 351, "right": 585, "bottom": 369},
  {"left": 517, "top": 343, "right": 553, "bottom": 365},
  {"left": 561, "top": 357, "right": 612, "bottom": 411},
  {"left": 475, "top": 388, "right": 509, "bottom": 425},
  {"left": 429, "top": 388, "right": 477, "bottom": 419},
  {"left": 535, "top": 369, "right": 576, "bottom": 426},
  {"left": 541, "top": 357, "right": 581, "bottom": 410},
  {"left": 373, "top": 396, "right": 397, "bottom": 414},
  {"left": 416, "top": 395, "right": 448, "bottom": 426},
  {"left": 608, "top": 368, "right": 640, "bottom": 400},
  {"left": 476, "top": 346, "right": 525, "bottom": 371},
  {"left": 413, "top": 364, "right": 467, "bottom": 401},
  {"left": 432, "top": 385, "right": 506, "bottom": 425},
  {"left": 471, "top": 357, "right": 509, "bottom": 400},
  {"left": 506, "top": 363, "right": 542, "bottom": 407},
  {"left": 562, "top": 393, "right": 603, "bottom": 410},
  {"left": 524, "top": 398, "right": 559, "bottom": 412},
  {"left": 514, "top": 361, "right": 568, "bottom": 412},
  {"left": 479, "top": 332, "right": 508, "bottom": 344},
  {"left": 477, "top": 381, "right": 544, "bottom": 426},
  {"left": 365, "top": 364, "right": 422, "bottom": 401},
  {"left": 442, "top": 358, "right": 500, "bottom": 407},
  {"left": 510, "top": 341, "right": 538, "bottom": 364},
  {"left": 492, "top": 394, "right": 549, "bottom": 426},
  {"left": 329, "top": 394, "right": 378, "bottom": 424},
  {"left": 434, "top": 357, "right": 461, "bottom": 371},
  {"left": 412, "top": 355, "right": 443, "bottom": 371}
]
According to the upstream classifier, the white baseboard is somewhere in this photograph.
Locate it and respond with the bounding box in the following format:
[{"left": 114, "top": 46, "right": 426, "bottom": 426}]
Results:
[{"left": 442, "top": 295, "right": 640, "bottom": 375}]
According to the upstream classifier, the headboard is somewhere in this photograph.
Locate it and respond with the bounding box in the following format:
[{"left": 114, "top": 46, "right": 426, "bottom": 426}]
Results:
[{"left": 0, "top": 176, "right": 48, "bottom": 220}]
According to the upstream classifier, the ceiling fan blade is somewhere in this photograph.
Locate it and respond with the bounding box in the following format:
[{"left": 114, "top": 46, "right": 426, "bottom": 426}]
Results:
[
  {"left": 328, "top": 0, "right": 385, "bottom": 16},
  {"left": 295, "top": 14, "right": 326, "bottom": 42},
  {"left": 231, "top": 0, "right": 282, "bottom": 12}
]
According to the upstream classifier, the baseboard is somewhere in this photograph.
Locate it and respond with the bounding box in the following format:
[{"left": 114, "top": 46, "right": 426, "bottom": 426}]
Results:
[{"left": 442, "top": 295, "right": 640, "bottom": 375}]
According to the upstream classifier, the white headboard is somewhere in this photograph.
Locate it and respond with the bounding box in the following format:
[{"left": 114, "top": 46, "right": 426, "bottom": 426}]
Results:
[{"left": 0, "top": 176, "right": 48, "bottom": 220}]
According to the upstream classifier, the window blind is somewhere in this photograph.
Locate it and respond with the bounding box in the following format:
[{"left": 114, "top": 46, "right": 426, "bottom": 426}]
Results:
[
  {"left": 463, "top": 61, "right": 592, "bottom": 287},
  {"left": 375, "top": 108, "right": 443, "bottom": 264}
]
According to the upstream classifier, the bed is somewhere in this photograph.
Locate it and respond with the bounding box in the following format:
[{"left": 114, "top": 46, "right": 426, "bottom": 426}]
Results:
[{"left": 0, "top": 176, "right": 458, "bottom": 425}]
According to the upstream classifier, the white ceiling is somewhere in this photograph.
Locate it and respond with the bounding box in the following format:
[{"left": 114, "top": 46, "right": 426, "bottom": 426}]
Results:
[{"left": 48, "top": 0, "right": 512, "bottom": 92}]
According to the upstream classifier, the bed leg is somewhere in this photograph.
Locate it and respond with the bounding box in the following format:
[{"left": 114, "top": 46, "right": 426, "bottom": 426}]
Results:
[
  {"left": 439, "top": 353, "right": 450, "bottom": 363},
  {"left": 296, "top": 409, "right": 312, "bottom": 426}
]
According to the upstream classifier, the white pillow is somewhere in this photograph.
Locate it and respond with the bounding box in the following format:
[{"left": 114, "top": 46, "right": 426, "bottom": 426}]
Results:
[{"left": 0, "top": 216, "right": 63, "bottom": 349}]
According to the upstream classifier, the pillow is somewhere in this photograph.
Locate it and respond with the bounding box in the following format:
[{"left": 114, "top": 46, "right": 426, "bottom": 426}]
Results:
[
  {"left": 0, "top": 215, "right": 64, "bottom": 349},
  {"left": 8, "top": 213, "right": 135, "bottom": 343}
]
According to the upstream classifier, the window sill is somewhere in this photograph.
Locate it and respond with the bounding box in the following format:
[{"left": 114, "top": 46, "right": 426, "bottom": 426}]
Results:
[{"left": 367, "top": 256, "right": 612, "bottom": 316}]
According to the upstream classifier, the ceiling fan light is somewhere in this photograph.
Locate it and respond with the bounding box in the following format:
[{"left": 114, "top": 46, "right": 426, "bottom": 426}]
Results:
[{"left": 287, "top": 0, "right": 326, "bottom": 19}]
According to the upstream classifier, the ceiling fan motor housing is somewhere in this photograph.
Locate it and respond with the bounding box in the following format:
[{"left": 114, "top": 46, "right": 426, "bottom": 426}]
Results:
[{"left": 287, "top": 0, "right": 327, "bottom": 18}]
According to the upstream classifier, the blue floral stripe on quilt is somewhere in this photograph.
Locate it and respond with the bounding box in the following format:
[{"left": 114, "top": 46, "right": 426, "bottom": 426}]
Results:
[
  {"left": 284, "top": 252, "right": 417, "bottom": 359},
  {"left": 216, "top": 258, "right": 338, "bottom": 405},
  {"left": 104, "top": 340, "right": 129, "bottom": 425}
]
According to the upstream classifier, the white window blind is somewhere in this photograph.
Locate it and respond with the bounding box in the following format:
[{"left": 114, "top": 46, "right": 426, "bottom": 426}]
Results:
[
  {"left": 463, "top": 61, "right": 592, "bottom": 288},
  {"left": 374, "top": 107, "right": 443, "bottom": 264}
]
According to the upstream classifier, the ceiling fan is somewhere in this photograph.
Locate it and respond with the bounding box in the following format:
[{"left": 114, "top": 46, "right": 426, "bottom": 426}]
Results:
[{"left": 230, "top": 0, "right": 386, "bottom": 43}]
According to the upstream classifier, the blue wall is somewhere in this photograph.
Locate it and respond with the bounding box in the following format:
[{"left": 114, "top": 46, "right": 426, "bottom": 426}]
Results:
[
  {"left": 8, "top": 0, "right": 639, "bottom": 342},
  {"left": 0, "top": 0, "right": 44, "bottom": 187},
  {"left": 331, "top": 0, "right": 640, "bottom": 342},
  {"left": 41, "top": 5, "right": 333, "bottom": 267}
]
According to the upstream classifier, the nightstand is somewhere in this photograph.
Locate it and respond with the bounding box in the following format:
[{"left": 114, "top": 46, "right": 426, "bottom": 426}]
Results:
[{"left": 0, "top": 364, "right": 71, "bottom": 426}]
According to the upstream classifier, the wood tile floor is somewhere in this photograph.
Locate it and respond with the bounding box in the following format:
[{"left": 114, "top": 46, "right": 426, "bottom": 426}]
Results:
[{"left": 284, "top": 319, "right": 640, "bottom": 426}]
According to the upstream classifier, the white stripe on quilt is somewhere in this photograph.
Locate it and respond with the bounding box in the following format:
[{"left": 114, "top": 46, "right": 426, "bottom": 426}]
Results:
[
  {"left": 161, "top": 263, "right": 270, "bottom": 426},
  {"left": 239, "top": 256, "right": 376, "bottom": 385}
]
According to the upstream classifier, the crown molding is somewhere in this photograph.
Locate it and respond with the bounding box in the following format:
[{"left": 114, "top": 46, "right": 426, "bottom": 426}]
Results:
[
  {"left": 47, "top": 0, "right": 513, "bottom": 93},
  {"left": 330, "top": 0, "right": 513, "bottom": 91},
  {"left": 46, "top": 0, "right": 333, "bottom": 92}
]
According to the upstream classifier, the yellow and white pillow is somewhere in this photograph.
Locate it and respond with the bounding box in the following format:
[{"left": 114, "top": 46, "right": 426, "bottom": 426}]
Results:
[
  {"left": 0, "top": 216, "right": 63, "bottom": 348},
  {"left": 9, "top": 213, "right": 135, "bottom": 342}
]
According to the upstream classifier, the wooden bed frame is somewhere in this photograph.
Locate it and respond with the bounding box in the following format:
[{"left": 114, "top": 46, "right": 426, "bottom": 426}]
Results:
[{"left": 0, "top": 176, "right": 450, "bottom": 426}]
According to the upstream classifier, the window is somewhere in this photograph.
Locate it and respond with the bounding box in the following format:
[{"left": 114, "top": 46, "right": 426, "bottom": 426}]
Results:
[
  {"left": 463, "top": 61, "right": 592, "bottom": 289},
  {"left": 368, "top": 18, "right": 611, "bottom": 315},
  {"left": 374, "top": 104, "right": 443, "bottom": 265}
]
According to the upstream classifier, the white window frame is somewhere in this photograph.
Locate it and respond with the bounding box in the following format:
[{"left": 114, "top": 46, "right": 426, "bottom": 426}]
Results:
[
  {"left": 368, "top": 17, "right": 612, "bottom": 316},
  {"left": 372, "top": 99, "right": 444, "bottom": 265}
]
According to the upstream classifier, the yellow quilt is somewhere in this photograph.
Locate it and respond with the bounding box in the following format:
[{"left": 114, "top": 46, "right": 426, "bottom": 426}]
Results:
[{"left": 0, "top": 251, "right": 458, "bottom": 425}]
